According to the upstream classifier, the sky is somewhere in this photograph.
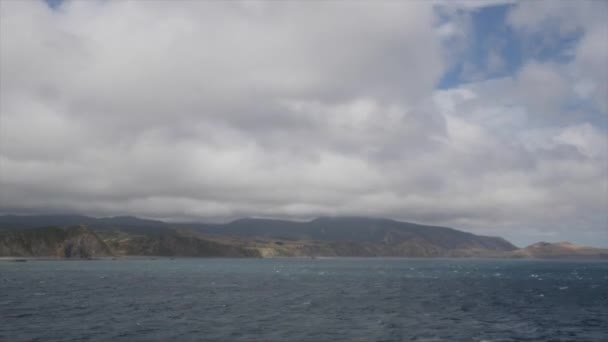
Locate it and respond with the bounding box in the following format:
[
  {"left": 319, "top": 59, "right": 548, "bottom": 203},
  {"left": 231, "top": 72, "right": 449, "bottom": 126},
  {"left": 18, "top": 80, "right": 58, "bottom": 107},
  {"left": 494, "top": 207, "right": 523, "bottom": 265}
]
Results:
[{"left": 0, "top": 0, "right": 606, "bottom": 247}]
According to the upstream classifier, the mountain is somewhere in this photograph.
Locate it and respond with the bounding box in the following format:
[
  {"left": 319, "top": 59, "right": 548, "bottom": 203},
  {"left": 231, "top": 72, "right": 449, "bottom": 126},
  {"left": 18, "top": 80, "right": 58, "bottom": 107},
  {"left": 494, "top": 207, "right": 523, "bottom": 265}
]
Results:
[
  {"left": 190, "top": 216, "right": 517, "bottom": 257},
  {"left": 98, "top": 229, "right": 260, "bottom": 258},
  {"left": 0, "top": 226, "right": 112, "bottom": 258},
  {"left": 0, "top": 214, "right": 171, "bottom": 235},
  {"left": 0, "top": 214, "right": 605, "bottom": 259},
  {"left": 0, "top": 214, "right": 98, "bottom": 229},
  {"left": 509, "top": 241, "right": 608, "bottom": 259},
  {"left": 0, "top": 215, "right": 516, "bottom": 258},
  {"left": 0, "top": 225, "right": 259, "bottom": 259}
]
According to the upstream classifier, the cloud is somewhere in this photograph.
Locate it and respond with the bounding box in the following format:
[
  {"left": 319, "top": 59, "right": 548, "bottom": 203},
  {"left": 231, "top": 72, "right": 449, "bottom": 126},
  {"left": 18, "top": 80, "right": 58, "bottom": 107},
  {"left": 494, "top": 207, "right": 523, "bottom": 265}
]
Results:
[
  {"left": 507, "top": 0, "right": 608, "bottom": 113},
  {"left": 0, "top": 0, "right": 606, "bottom": 247},
  {"left": 515, "top": 61, "right": 570, "bottom": 115},
  {"left": 0, "top": 0, "right": 443, "bottom": 211}
]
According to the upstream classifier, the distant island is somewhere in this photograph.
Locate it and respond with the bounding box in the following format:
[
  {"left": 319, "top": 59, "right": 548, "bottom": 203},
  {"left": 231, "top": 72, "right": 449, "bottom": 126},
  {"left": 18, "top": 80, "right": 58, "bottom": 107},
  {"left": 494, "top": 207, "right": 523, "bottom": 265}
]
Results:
[{"left": 0, "top": 215, "right": 606, "bottom": 260}]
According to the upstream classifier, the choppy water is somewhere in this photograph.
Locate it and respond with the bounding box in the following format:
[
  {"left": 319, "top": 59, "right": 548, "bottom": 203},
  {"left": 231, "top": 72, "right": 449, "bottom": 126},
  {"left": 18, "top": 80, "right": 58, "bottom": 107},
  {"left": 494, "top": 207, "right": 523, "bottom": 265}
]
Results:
[{"left": 1, "top": 258, "right": 607, "bottom": 342}]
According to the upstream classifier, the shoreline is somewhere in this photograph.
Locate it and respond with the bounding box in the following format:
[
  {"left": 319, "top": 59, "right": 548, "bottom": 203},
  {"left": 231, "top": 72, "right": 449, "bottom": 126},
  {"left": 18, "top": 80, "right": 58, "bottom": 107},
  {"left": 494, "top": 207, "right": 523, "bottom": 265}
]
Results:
[{"left": 2, "top": 255, "right": 607, "bottom": 262}]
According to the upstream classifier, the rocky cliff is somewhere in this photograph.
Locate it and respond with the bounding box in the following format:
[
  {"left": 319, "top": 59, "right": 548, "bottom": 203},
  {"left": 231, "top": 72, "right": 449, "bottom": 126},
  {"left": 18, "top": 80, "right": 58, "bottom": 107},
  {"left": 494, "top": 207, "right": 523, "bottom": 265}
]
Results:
[
  {"left": 0, "top": 225, "right": 260, "bottom": 258},
  {"left": 0, "top": 226, "right": 112, "bottom": 258}
]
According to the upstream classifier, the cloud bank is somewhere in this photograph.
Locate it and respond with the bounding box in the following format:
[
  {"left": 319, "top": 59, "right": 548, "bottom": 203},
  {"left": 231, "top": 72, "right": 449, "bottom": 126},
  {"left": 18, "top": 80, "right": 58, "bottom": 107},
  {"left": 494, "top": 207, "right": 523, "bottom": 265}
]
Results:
[{"left": 1, "top": 0, "right": 606, "bottom": 246}]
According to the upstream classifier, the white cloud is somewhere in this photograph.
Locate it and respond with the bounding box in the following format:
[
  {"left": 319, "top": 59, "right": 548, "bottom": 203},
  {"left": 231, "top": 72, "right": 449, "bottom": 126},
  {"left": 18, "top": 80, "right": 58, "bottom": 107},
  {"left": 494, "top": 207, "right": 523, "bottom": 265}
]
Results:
[
  {"left": 507, "top": 0, "right": 608, "bottom": 113},
  {"left": 554, "top": 123, "right": 607, "bottom": 159}
]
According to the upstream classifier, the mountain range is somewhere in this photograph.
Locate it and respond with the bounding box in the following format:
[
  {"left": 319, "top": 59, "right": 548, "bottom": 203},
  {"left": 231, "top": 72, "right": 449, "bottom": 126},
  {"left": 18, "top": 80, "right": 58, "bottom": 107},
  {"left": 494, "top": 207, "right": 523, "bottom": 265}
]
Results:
[{"left": 0, "top": 214, "right": 606, "bottom": 259}]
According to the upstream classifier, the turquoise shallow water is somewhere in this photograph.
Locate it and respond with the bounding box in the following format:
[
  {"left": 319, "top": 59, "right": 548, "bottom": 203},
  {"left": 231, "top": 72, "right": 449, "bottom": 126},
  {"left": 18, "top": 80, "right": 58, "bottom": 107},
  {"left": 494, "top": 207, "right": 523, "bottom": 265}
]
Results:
[{"left": 1, "top": 258, "right": 607, "bottom": 342}]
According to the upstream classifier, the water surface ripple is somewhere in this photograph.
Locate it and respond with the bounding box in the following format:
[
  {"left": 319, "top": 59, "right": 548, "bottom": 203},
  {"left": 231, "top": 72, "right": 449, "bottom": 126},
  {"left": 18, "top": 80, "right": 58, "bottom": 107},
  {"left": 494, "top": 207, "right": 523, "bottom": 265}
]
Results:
[{"left": 1, "top": 258, "right": 607, "bottom": 341}]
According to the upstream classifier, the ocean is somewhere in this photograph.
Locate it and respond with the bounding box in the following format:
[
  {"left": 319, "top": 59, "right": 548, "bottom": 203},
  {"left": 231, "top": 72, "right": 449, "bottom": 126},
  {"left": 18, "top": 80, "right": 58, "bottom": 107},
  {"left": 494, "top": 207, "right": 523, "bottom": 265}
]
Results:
[{"left": 1, "top": 258, "right": 607, "bottom": 341}]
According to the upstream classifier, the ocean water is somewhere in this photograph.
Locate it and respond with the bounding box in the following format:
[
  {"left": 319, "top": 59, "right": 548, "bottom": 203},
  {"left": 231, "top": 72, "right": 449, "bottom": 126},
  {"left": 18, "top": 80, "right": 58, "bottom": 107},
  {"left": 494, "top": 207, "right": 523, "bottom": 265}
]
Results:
[{"left": 1, "top": 258, "right": 607, "bottom": 342}]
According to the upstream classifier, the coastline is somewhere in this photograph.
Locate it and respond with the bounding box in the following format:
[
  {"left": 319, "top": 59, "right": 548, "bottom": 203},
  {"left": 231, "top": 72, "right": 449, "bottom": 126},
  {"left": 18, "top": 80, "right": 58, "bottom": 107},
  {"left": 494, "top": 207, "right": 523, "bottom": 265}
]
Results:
[{"left": 2, "top": 255, "right": 607, "bottom": 262}]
